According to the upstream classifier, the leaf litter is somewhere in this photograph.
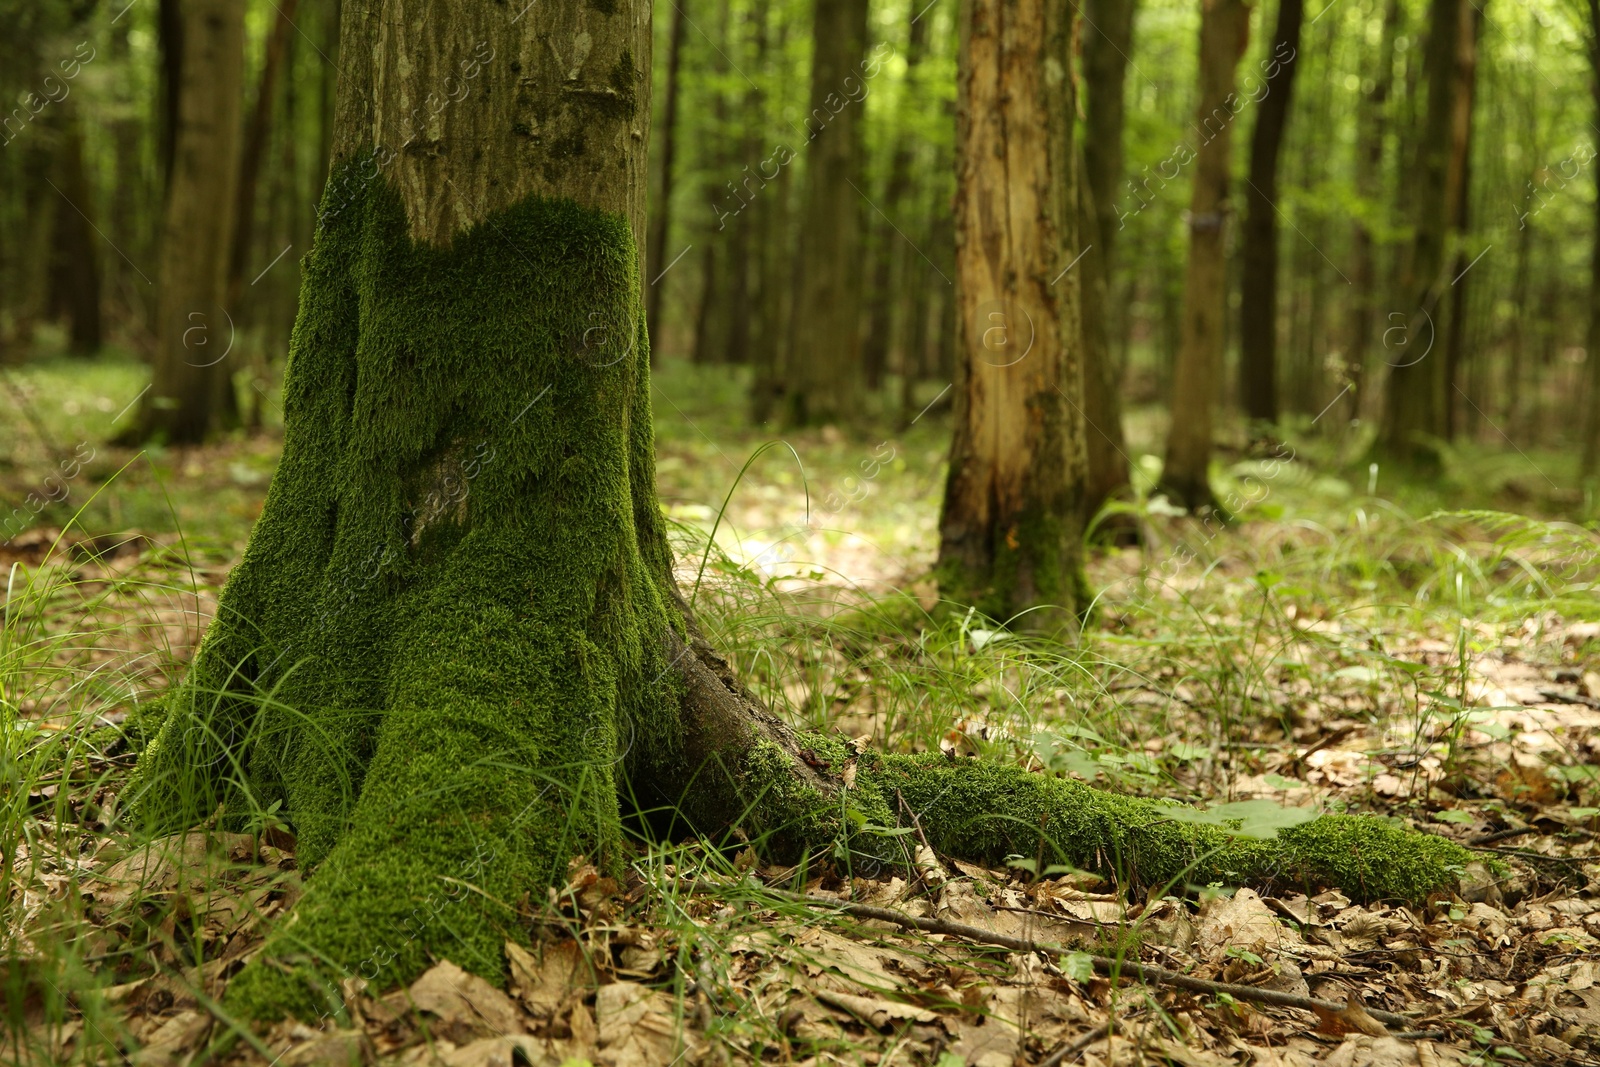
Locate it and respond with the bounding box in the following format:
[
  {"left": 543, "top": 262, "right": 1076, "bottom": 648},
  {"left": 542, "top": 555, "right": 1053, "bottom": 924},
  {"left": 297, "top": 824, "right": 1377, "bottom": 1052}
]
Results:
[{"left": 5, "top": 469, "right": 1600, "bottom": 1064}]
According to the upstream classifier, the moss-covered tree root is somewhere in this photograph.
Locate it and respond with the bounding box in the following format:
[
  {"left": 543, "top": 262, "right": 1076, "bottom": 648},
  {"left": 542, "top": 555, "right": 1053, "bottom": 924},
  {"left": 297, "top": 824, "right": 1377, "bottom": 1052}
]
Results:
[{"left": 725, "top": 731, "right": 1472, "bottom": 905}]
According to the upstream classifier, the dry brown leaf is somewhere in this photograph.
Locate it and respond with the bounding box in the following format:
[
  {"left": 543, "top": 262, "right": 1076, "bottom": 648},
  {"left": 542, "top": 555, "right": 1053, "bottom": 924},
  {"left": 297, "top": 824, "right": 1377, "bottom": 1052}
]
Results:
[
  {"left": 568, "top": 1001, "right": 598, "bottom": 1055},
  {"left": 1196, "top": 888, "right": 1300, "bottom": 960},
  {"left": 132, "top": 1010, "right": 211, "bottom": 1066},
  {"left": 1310, "top": 994, "right": 1390, "bottom": 1037},
  {"left": 814, "top": 989, "right": 938, "bottom": 1029},
  {"left": 595, "top": 981, "right": 688, "bottom": 1067},
  {"left": 276, "top": 1028, "right": 370, "bottom": 1067},
  {"left": 407, "top": 960, "right": 524, "bottom": 1036},
  {"left": 435, "top": 1035, "right": 551, "bottom": 1067},
  {"left": 505, "top": 939, "right": 587, "bottom": 1018}
]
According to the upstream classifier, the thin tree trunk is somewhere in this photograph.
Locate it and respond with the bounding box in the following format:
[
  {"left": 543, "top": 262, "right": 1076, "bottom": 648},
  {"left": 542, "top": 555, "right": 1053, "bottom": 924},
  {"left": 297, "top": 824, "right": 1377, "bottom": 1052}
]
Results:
[
  {"left": 1346, "top": 0, "right": 1400, "bottom": 426},
  {"left": 159, "top": 0, "right": 184, "bottom": 196},
  {"left": 646, "top": 0, "right": 687, "bottom": 359},
  {"left": 1237, "top": 0, "right": 1303, "bottom": 425},
  {"left": 1157, "top": 0, "right": 1249, "bottom": 513},
  {"left": 1079, "top": 0, "right": 1136, "bottom": 523},
  {"left": 1439, "top": 0, "right": 1480, "bottom": 442},
  {"left": 936, "top": 0, "right": 1089, "bottom": 629},
  {"left": 132, "top": 0, "right": 245, "bottom": 444},
  {"left": 785, "top": 0, "right": 870, "bottom": 426},
  {"left": 1378, "top": 0, "right": 1470, "bottom": 464},
  {"left": 224, "top": 0, "right": 300, "bottom": 314},
  {"left": 1584, "top": 0, "right": 1600, "bottom": 479},
  {"left": 861, "top": 6, "right": 928, "bottom": 395},
  {"left": 46, "top": 98, "right": 103, "bottom": 354}
]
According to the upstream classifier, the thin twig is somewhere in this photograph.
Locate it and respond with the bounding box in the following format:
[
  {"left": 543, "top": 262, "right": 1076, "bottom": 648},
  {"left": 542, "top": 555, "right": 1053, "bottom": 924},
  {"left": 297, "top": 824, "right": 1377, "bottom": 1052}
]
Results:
[
  {"left": 1039, "top": 1017, "right": 1125, "bottom": 1067},
  {"left": 1468, "top": 826, "right": 1535, "bottom": 846},
  {"left": 755, "top": 887, "right": 1419, "bottom": 1029}
]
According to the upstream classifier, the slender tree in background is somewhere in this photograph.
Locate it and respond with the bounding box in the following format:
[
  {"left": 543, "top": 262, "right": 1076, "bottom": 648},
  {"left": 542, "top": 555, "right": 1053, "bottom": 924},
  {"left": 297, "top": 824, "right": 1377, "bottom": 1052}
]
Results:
[
  {"left": 1158, "top": 0, "right": 1250, "bottom": 512},
  {"left": 224, "top": 0, "right": 300, "bottom": 314},
  {"left": 1079, "top": 0, "right": 1136, "bottom": 521},
  {"left": 785, "top": 0, "right": 870, "bottom": 425},
  {"left": 937, "top": 0, "right": 1089, "bottom": 627},
  {"left": 646, "top": 0, "right": 687, "bottom": 359},
  {"left": 158, "top": 0, "right": 183, "bottom": 193},
  {"left": 861, "top": 2, "right": 929, "bottom": 392},
  {"left": 132, "top": 0, "right": 244, "bottom": 443},
  {"left": 1440, "top": 0, "right": 1482, "bottom": 440},
  {"left": 1585, "top": 0, "right": 1600, "bottom": 480},
  {"left": 1379, "top": 0, "right": 1472, "bottom": 464},
  {"left": 1237, "top": 0, "right": 1303, "bottom": 424},
  {"left": 1346, "top": 0, "right": 1401, "bottom": 424},
  {"left": 45, "top": 98, "right": 103, "bottom": 354}
]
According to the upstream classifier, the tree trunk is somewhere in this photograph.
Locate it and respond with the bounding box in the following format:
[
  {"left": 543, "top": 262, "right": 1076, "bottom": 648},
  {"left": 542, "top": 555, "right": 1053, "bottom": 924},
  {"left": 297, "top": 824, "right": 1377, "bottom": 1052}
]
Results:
[
  {"left": 46, "top": 98, "right": 103, "bottom": 355},
  {"left": 1438, "top": 0, "right": 1480, "bottom": 442},
  {"left": 1078, "top": 164, "right": 1132, "bottom": 526},
  {"left": 645, "top": 0, "right": 687, "bottom": 360},
  {"left": 224, "top": 0, "right": 301, "bottom": 315},
  {"left": 1378, "top": 0, "right": 1469, "bottom": 466},
  {"left": 1584, "top": 0, "right": 1600, "bottom": 479},
  {"left": 132, "top": 0, "right": 245, "bottom": 444},
  {"left": 1346, "top": 0, "right": 1400, "bottom": 426},
  {"left": 1157, "top": 0, "right": 1250, "bottom": 513},
  {"left": 935, "top": 0, "right": 1089, "bottom": 629},
  {"left": 1079, "top": 0, "right": 1136, "bottom": 524},
  {"left": 864, "top": 4, "right": 930, "bottom": 396},
  {"left": 784, "top": 0, "right": 870, "bottom": 426},
  {"left": 127, "top": 0, "right": 1476, "bottom": 1024},
  {"left": 1237, "top": 0, "right": 1302, "bottom": 425}
]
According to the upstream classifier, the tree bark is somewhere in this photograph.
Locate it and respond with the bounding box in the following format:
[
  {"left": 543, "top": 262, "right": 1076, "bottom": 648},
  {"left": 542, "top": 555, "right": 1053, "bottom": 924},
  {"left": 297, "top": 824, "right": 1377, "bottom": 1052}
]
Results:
[
  {"left": 935, "top": 0, "right": 1089, "bottom": 629},
  {"left": 1585, "top": 0, "right": 1600, "bottom": 479},
  {"left": 126, "top": 0, "right": 1476, "bottom": 1025},
  {"left": 1157, "top": 0, "right": 1250, "bottom": 513},
  {"left": 1377, "top": 0, "right": 1470, "bottom": 466},
  {"left": 645, "top": 0, "right": 687, "bottom": 360},
  {"left": 1438, "top": 0, "right": 1480, "bottom": 442},
  {"left": 1237, "top": 0, "right": 1302, "bottom": 425},
  {"left": 46, "top": 98, "right": 103, "bottom": 355},
  {"left": 1079, "top": 0, "right": 1136, "bottom": 524},
  {"left": 224, "top": 0, "right": 301, "bottom": 315},
  {"left": 1345, "top": 0, "right": 1400, "bottom": 426},
  {"left": 133, "top": 0, "right": 245, "bottom": 443},
  {"left": 784, "top": 0, "right": 870, "bottom": 426}
]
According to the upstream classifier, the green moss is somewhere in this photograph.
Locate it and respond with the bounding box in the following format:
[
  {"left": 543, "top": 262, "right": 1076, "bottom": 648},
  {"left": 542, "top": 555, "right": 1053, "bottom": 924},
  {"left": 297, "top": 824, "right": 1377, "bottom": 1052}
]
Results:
[
  {"left": 128, "top": 154, "right": 681, "bottom": 1021},
  {"left": 934, "top": 498, "right": 1091, "bottom": 632},
  {"left": 864, "top": 755, "right": 1470, "bottom": 903}
]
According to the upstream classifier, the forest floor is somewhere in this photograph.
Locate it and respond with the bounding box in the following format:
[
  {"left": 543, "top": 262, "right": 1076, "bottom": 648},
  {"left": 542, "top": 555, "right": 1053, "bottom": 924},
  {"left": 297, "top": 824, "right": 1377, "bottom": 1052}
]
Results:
[{"left": 2, "top": 357, "right": 1599, "bottom": 1066}]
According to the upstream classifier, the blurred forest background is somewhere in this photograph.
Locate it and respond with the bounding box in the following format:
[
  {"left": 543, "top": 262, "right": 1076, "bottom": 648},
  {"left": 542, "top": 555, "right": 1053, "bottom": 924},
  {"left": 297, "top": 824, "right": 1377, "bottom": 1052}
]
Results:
[{"left": 0, "top": 0, "right": 1597, "bottom": 549}]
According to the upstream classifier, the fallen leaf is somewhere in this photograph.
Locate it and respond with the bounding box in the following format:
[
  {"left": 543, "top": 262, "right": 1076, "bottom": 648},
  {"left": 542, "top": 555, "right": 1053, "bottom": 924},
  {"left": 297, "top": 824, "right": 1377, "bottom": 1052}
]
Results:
[
  {"left": 814, "top": 989, "right": 938, "bottom": 1029},
  {"left": 132, "top": 1011, "right": 211, "bottom": 1066},
  {"left": 407, "top": 960, "right": 524, "bottom": 1036},
  {"left": 1310, "top": 994, "right": 1390, "bottom": 1038},
  {"left": 595, "top": 981, "right": 688, "bottom": 1067},
  {"left": 506, "top": 939, "right": 586, "bottom": 1018}
]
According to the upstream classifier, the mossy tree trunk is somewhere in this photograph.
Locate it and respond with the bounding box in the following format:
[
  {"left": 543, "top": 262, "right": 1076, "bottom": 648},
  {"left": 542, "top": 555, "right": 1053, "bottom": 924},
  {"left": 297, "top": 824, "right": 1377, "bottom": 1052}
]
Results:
[
  {"left": 936, "top": 0, "right": 1090, "bottom": 629},
  {"left": 135, "top": 0, "right": 244, "bottom": 444},
  {"left": 128, "top": 0, "right": 1475, "bottom": 1025},
  {"left": 1157, "top": 0, "right": 1249, "bottom": 514}
]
